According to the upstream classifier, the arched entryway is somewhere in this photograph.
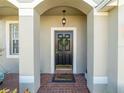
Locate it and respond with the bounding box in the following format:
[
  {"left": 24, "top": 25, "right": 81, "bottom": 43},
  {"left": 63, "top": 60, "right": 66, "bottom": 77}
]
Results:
[
  {"left": 34, "top": 0, "right": 94, "bottom": 93},
  {"left": 39, "top": 6, "right": 87, "bottom": 74}
]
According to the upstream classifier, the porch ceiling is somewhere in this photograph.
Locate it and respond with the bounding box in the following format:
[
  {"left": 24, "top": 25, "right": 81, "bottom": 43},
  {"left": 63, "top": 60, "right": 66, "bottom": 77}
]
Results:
[
  {"left": 42, "top": 6, "right": 86, "bottom": 16},
  {"left": 0, "top": 0, "right": 18, "bottom": 16}
]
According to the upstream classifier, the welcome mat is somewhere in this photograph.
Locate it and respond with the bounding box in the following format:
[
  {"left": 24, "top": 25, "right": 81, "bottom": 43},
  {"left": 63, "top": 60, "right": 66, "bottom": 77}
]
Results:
[{"left": 52, "top": 74, "right": 75, "bottom": 82}]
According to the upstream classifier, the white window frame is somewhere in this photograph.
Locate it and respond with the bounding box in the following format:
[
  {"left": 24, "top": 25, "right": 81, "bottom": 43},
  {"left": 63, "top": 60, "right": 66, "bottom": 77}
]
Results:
[{"left": 6, "top": 21, "right": 19, "bottom": 58}]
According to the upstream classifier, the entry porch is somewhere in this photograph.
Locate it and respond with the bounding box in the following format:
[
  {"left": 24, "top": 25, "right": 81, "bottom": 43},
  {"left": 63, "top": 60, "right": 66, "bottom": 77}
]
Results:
[{"left": 0, "top": 73, "right": 89, "bottom": 93}]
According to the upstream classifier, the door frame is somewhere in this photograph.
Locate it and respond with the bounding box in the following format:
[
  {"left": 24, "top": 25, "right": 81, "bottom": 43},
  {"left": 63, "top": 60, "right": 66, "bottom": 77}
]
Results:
[{"left": 51, "top": 27, "right": 77, "bottom": 74}]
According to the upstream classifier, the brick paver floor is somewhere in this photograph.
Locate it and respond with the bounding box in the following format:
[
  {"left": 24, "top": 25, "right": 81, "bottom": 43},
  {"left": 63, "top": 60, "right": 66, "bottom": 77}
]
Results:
[
  {"left": 0, "top": 73, "right": 90, "bottom": 93},
  {"left": 38, "top": 74, "right": 90, "bottom": 93},
  {"left": 0, "top": 74, "right": 19, "bottom": 92}
]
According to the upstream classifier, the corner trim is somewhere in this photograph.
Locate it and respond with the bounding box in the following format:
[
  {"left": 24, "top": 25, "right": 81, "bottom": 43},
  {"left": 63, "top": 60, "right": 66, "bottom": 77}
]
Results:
[
  {"left": 94, "top": 76, "right": 108, "bottom": 84},
  {"left": 8, "top": 0, "right": 19, "bottom": 8},
  {"left": 94, "top": 11, "right": 108, "bottom": 16},
  {"left": 83, "top": 0, "right": 97, "bottom": 7},
  {"left": 19, "top": 8, "right": 34, "bottom": 16}
]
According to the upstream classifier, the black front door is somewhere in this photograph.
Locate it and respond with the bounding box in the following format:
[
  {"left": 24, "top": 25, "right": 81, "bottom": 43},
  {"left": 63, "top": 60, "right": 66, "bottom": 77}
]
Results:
[{"left": 55, "top": 31, "right": 73, "bottom": 66}]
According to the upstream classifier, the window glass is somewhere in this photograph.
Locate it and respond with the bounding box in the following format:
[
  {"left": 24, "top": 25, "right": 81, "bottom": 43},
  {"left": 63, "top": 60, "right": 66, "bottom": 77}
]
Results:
[{"left": 9, "top": 23, "right": 19, "bottom": 55}]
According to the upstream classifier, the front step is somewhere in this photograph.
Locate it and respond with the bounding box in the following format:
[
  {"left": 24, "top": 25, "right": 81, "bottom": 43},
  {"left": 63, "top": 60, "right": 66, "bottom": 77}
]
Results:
[
  {"left": 56, "top": 70, "right": 72, "bottom": 74},
  {"left": 56, "top": 65, "right": 72, "bottom": 69},
  {"left": 55, "top": 65, "right": 73, "bottom": 74}
]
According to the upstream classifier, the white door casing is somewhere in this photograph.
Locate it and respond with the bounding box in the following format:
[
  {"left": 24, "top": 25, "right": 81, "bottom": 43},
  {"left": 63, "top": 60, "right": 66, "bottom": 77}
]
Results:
[{"left": 51, "top": 27, "right": 77, "bottom": 74}]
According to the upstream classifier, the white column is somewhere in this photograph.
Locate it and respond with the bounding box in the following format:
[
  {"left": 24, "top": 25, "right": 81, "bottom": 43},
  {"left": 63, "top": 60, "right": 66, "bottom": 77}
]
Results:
[
  {"left": 87, "top": 10, "right": 109, "bottom": 93},
  {"left": 118, "top": 1, "right": 124, "bottom": 93},
  {"left": 108, "top": 7, "right": 118, "bottom": 93},
  {"left": 93, "top": 12, "right": 108, "bottom": 93},
  {"left": 87, "top": 9, "right": 94, "bottom": 93},
  {"left": 108, "top": 1, "right": 124, "bottom": 93},
  {"left": 19, "top": 8, "right": 40, "bottom": 93}
]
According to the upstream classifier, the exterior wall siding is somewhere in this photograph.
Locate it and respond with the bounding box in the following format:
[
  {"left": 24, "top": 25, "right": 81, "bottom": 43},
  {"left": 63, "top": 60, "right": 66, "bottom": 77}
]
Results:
[{"left": 0, "top": 16, "right": 19, "bottom": 73}]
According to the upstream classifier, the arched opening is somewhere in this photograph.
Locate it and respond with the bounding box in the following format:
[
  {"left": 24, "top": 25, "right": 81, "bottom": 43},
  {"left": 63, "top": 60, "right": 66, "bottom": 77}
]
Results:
[
  {"left": 0, "top": 1, "right": 18, "bottom": 16},
  {"left": 34, "top": 0, "right": 94, "bottom": 92},
  {"left": 40, "top": 6, "right": 87, "bottom": 74}
]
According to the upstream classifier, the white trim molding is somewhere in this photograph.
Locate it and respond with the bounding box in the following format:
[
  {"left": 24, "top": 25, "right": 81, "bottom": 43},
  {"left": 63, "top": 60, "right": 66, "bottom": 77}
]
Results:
[
  {"left": 8, "top": 0, "right": 97, "bottom": 9},
  {"left": 20, "top": 76, "right": 34, "bottom": 83},
  {"left": 94, "top": 11, "right": 109, "bottom": 16},
  {"left": 85, "top": 73, "right": 88, "bottom": 80},
  {"left": 83, "top": 0, "right": 97, "bottom": 7},
  {"left": 32, "top": 0, "right": 44, "bottom": 8},
  {"left": 19, "top": 8, "right": 34, "bottom": 16},
  {"left": 8, "top": 0, "right": 19, "bottom": 8},
  {"left": 32, "top": 0, "right": 96, "bottom": 8},
  {"left": 8, "top": 0, "right": 44, "bottom": 8},
  {"left": 51, "top": 27, "right": 77, "bottom": 74},
  {"left": 94, "top": 76, "right": 108, "bottom": 84},
  {"left": 6, "top": 21, "right": 19, "bottom": 58}
]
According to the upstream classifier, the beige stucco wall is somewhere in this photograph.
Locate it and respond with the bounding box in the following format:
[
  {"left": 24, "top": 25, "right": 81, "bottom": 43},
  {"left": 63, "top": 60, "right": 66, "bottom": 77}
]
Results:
[
  {"left": 108, "top": 7, "right": 118, "bottom": 93},
  {"left": 0, "top": 16, "right": 19, "bottom": 73},
  {"left": 94, "top": 15, "right": 108, "bottom": 76},
  {"left": 34, "top": 10, "right": 41, "bottom": 93},
  {"left": 93, "top": 14, "right": 108, "bottom": 93},
  {"left": 87, "top": 10, "right": 94, "bottom": 92},
  {"left": 118, "top": 1, "right": 124, "bottom": 93},
  {"left": 0, "top": 15, "right": 88, "bottom": 74},
  {"left": 19, "top": 16, "right": 35, "bottom": 75},
  {"left": 87, "top": 10, "right": 109, "bottom": 93},
  {"left": 40, "top": 15, "right": 87, "bottom": 73}
]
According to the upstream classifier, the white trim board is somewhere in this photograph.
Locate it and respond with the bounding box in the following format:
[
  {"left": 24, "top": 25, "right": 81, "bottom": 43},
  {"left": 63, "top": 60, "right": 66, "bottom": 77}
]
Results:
[
  {"left": 19, "top": 8, "right": 34, "bottom": 16},
  {"left": 94, "top": 76, "right": 108, "bottom": 84},
  {"left": 51, "top": 27, "right": 77, "bottom": 74},
  {"left": 8, "top": 0, "right": 96, "bottom": 9},
  {"left": 20, "top": 76, "right": 34, "bottom": 83}
]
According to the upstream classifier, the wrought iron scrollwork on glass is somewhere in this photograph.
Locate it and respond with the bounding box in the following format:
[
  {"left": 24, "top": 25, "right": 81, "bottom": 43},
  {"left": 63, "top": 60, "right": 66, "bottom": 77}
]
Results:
[{"left": 59, "top": 37, "right": 69, "bottom": 48}]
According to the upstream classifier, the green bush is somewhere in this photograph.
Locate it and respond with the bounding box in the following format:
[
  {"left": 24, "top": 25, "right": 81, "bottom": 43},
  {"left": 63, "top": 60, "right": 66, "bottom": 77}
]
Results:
[{"left": 0, "top": 88, "right": 17, "bottom": 93}]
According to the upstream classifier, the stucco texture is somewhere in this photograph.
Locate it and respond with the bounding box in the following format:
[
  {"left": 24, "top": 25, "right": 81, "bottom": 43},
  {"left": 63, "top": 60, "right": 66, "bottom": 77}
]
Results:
[
  {"left": 0, "top": 16, "right": 19, "bottom": 73},
  {"left": 40, "top": 15, "right": 87, "bottom": 74}
]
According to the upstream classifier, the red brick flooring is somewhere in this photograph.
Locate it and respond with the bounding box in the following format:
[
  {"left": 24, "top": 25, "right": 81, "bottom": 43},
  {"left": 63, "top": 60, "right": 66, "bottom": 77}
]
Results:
[
  {"left": 0, "top": 74, "right": 19, "bottom": 92},
  {"left": 38, "top": 74, "right": 90, "bottom": 93},
  {"left": 0, "top": 74, "right": 90, "bottom": 93}
]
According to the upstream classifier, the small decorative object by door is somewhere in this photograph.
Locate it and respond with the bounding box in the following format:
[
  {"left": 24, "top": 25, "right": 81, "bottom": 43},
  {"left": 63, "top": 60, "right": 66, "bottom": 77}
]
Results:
[
  {"left": 59, "top": 37, "right": 69, "bottom": 48},
  {"left": 24, "top": 88, "right": 30, "bottom": 93}
]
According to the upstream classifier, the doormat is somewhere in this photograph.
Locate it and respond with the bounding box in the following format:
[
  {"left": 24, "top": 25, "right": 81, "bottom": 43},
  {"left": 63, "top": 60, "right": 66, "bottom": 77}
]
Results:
[{"left": 52, "top": 74, "right": 75, "bottom": 82}]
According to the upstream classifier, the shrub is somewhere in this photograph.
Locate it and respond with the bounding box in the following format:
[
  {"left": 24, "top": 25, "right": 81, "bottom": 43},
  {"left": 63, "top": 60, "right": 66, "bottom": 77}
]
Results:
[{"left": 0, "top": 88, "right": 17, "bottom": 93}]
